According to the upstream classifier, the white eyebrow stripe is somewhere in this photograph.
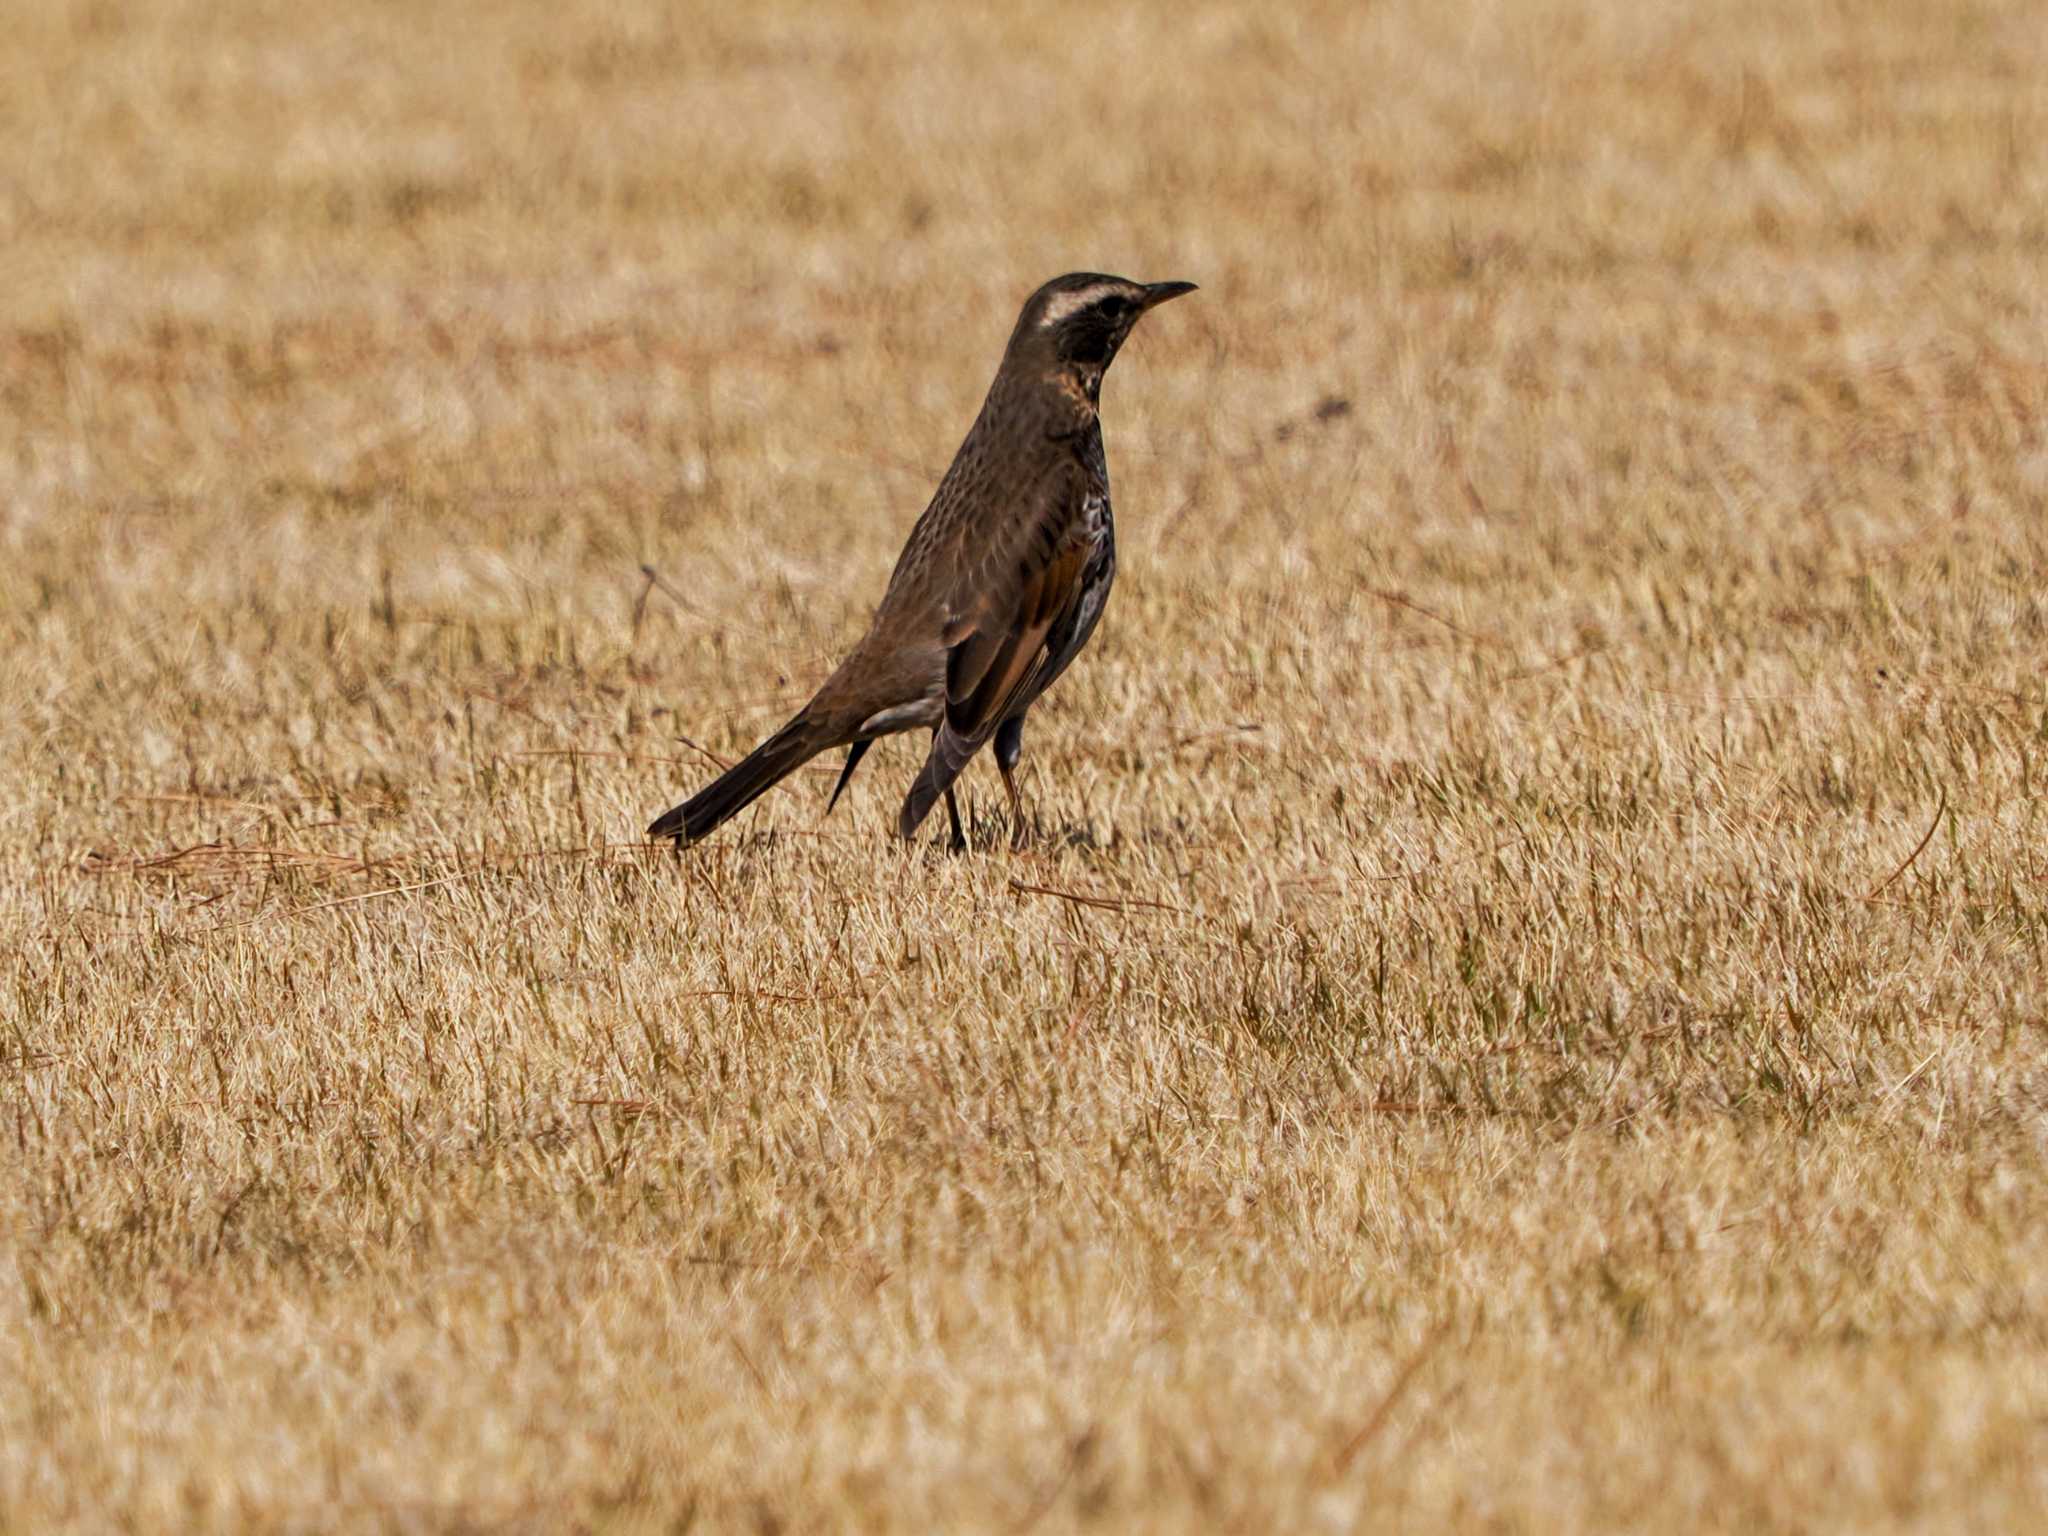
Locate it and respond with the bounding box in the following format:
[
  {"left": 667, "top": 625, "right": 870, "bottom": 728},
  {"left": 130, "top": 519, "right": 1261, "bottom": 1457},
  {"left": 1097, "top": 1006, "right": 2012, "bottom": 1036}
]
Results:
[{"left": 1037, "top": 284, "right": 1126, "bottom": 327}]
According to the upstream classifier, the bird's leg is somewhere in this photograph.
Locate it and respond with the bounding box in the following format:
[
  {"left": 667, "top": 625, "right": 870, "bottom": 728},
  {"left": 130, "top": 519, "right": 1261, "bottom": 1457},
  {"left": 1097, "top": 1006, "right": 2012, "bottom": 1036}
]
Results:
[
  {"left": 827, "top": 739, "right": 872, "bottom": 816},
  {"left": 944, "top": 786, "right": 968, "bottom": 854},
  {"left": 998, "top": 762, "right": 1027, "bottom": 851},
  {"left": 924, "top": 726, "right": 969, "bottom": 853},
  {"left": 994, "top": 717, "right": 1028, "bottom": 851}
]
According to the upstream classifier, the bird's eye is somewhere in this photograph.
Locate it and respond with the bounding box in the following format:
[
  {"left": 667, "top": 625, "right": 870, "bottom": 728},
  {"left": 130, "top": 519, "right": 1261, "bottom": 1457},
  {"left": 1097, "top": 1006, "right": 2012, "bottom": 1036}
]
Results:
[{"left": 1097, "top": 295, "right": 1131, "bottom": 320}]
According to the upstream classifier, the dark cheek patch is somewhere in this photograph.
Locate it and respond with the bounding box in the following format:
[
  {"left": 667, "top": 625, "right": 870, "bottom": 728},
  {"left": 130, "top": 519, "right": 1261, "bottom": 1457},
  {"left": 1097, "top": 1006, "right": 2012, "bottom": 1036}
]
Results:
[{"left": 1064, "top": 324, "right": 1116, "bottom": 367}]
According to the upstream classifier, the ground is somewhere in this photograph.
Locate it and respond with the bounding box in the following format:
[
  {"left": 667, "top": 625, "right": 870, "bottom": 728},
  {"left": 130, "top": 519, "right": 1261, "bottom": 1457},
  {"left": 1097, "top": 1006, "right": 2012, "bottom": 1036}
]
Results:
[{"left": 4, "top": 0, "right": 2047, "bottom": 1530}]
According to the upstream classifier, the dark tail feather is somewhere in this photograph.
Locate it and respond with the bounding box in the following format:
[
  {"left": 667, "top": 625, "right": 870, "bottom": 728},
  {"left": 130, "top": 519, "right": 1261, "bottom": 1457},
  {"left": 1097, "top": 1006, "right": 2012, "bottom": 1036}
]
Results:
[
  {"left": 897, "top": 725, "right": 984, "bottom": 840},
  {"left": 648, "top": 714, "right": 828, "bottom": 845},
  {"left": 826, "top": 739, "right": 873, "bottom": 816}
]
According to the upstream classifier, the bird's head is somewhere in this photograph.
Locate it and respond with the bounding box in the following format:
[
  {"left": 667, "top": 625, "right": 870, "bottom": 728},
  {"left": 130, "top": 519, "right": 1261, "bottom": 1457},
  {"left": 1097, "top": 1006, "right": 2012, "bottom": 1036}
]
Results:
[{"left": 1006, "top": 272, "right": 1196, "bottom": 407}]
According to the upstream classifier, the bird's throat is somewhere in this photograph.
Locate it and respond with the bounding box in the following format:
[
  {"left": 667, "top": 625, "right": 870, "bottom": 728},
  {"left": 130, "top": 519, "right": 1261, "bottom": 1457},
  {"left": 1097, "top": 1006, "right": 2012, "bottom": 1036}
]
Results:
[{"left": 1056, "top": 366, "right": 1104, "bottom": 415}]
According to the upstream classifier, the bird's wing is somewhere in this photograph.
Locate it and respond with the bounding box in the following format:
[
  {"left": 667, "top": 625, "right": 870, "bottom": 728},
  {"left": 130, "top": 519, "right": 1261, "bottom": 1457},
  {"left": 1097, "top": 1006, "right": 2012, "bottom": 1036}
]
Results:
[{"left": 938, "top": 454, "right": 1098, "bottom": 741}]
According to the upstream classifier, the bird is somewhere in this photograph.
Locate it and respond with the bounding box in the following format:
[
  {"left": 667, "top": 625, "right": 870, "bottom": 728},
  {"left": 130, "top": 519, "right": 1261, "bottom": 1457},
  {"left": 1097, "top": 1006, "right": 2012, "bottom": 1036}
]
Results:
[{"left": 646, "top": 270, "right": 1196, "bottom": 852}]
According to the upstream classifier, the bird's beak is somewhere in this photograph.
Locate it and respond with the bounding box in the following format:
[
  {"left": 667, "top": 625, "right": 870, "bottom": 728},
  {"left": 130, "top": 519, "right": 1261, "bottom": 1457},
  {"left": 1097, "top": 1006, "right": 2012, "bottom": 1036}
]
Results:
[{"left": 1140, "top": 281, "right": 1198, "bottom": 310}]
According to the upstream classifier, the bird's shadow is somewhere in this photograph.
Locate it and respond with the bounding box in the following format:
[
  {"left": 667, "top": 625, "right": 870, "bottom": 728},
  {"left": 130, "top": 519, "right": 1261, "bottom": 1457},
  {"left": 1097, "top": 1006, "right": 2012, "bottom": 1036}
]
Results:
[{"left": 918, "top": 804, "right": 1129, "bottom": 858}]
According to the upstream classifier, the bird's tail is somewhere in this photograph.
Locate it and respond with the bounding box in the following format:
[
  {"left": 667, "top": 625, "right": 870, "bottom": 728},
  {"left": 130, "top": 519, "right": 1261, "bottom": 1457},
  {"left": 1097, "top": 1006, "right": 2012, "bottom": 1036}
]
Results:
[
  {"left": 648, "top": 711, "right": 840, "bottom": 846},
  {"left": 897, "top": 723, "right": 985, "bottom": 841}
]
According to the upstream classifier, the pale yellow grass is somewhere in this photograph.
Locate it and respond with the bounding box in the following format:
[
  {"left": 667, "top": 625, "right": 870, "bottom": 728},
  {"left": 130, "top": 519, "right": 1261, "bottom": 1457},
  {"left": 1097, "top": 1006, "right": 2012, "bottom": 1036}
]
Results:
[{"left": 5, "top": 0, "right": 2048, "bottom": 1530}]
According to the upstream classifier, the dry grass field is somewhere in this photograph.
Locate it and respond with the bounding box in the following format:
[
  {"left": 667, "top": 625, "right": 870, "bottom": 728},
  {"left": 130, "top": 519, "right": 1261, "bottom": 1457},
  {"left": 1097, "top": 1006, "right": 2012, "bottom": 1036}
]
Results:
[{"left": 5, "top": 0, "right": 2048, "bottom": 1529}]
